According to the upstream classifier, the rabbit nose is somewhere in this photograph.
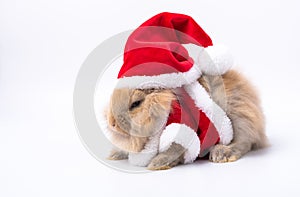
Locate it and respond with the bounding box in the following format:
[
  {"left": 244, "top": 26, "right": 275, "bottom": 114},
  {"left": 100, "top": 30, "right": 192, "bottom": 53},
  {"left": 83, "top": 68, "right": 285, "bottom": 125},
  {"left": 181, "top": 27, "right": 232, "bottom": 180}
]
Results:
[{"left": 109, "top": 116, "right": 116, "bottom": 128}]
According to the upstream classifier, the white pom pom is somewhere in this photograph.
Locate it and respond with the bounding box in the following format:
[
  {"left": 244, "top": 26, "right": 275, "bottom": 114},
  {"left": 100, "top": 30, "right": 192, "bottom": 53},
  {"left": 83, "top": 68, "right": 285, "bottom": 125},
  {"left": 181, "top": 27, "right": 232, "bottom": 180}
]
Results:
[{"left": 198, "top": 45, "right": 233, "bottom": 75}]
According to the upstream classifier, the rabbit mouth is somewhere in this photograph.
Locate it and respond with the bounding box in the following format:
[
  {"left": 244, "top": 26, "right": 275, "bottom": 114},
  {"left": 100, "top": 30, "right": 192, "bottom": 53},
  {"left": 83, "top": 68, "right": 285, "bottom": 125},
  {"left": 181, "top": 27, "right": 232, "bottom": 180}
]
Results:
[{"left": 109, "top": 124, "right": 130, "bottom": 137}]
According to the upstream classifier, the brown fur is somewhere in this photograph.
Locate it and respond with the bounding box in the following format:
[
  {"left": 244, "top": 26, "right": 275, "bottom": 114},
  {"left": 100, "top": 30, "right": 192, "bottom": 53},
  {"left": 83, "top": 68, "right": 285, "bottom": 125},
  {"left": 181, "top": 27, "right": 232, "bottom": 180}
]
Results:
[
  {"left": 106, "top": 89, "right": 175, "bottom": 153},
  {"left": 199, "top": 70, "right": 268, "bottom": 162},
  {"left": 106, "top": 70, "right": 268, "bottom": 168}
]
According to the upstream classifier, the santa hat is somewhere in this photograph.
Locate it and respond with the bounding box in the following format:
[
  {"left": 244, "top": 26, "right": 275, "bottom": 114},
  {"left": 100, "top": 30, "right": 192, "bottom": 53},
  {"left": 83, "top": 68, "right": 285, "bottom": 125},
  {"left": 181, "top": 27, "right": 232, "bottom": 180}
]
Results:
[
  {"left": 116, "top": 12, "right": 233, "bottom": 89},
  {"left": 115, "top": 12, "right": 233, "bottom": 166}
]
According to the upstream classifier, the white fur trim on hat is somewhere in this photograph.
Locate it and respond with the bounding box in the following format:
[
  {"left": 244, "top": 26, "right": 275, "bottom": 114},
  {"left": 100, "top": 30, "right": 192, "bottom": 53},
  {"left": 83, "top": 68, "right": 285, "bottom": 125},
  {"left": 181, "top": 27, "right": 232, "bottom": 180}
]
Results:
[
  {"left": 159, "top": 123, "right": 200, "bottom": 164},
  {"left": 116, "top": 63, "right": 201, "bottom": 89},
  {"left": 183, "top": 44, "right": 233, "bottom": 75},
  {"left": 184, "top": 82, "right": 233, "bottom": 145}
]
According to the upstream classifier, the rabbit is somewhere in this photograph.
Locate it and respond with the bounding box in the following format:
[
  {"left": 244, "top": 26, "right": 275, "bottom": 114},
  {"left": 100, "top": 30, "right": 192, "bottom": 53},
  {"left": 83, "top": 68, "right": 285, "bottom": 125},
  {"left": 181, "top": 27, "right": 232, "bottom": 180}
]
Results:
[{"left": 105, "top": 69, "right": 268, "bottom": 170}]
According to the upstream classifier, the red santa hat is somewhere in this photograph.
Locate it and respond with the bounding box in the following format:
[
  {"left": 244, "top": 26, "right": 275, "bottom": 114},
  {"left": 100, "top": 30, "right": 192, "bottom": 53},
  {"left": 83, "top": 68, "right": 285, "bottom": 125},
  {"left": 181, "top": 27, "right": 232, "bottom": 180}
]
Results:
[
  {"left": 116, "top": 12, "right": 233, "bottom": 89},
  {"left": 115, "top": 12, "right": 234, "bottom": 166}
]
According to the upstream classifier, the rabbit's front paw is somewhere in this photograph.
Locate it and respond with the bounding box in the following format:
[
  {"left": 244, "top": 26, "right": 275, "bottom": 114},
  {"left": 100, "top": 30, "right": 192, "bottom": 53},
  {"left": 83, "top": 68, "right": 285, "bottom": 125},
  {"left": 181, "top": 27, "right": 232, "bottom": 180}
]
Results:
[
  {"left": 209, "top": 144, "right": 240, "bottom": 163},
  {"left": 107, "top": 150, "right": 128, "bottom": 160},
  {"left": 148, "top": 142, "right": 185, "bottom": 170},
  {"left": 147, "top": 154, "right": 173, "bottom": 170}
]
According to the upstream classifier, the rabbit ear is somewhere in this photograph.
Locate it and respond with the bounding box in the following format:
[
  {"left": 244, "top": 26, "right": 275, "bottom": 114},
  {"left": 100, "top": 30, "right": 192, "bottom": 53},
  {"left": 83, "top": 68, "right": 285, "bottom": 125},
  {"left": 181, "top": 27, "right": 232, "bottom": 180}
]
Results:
[{"left": 147, "top": 91, "right": 175, "bottom": 115}]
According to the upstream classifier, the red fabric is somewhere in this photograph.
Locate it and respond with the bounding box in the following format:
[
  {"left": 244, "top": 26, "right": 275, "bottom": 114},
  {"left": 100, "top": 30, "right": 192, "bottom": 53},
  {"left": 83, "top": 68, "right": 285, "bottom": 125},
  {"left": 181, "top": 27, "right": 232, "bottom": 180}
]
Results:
[
  {"left": 167, "top": 88, "right": 220, "bottom": 157},
  {"left": 116, "top": 12, "right": 219, "bottom": 157},
  {"left": 118, "top": 12, "right": 213, "bottom": 78}
]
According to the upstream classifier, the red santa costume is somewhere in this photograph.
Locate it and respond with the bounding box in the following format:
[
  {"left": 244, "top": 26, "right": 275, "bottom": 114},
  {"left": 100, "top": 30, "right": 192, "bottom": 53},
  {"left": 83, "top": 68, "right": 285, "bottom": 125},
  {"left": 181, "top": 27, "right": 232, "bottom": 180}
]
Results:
[{"left": 113, "top": 12, "right": 234, "bottom": 166}]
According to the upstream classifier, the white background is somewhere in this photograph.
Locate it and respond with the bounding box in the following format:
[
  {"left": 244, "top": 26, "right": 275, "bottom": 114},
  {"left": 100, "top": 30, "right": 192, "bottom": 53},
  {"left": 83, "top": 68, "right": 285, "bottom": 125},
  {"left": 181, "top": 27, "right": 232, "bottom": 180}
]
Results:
[{"left": 1, "top": 0, "right": 300, "bottom": 196}]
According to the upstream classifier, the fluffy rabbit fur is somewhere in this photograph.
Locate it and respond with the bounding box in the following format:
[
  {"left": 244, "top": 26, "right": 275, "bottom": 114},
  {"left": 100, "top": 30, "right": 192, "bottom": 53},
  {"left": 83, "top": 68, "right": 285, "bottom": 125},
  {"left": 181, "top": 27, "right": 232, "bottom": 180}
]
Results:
[{"left": 106, "top": 70, "right": 268, "bottom": 170}]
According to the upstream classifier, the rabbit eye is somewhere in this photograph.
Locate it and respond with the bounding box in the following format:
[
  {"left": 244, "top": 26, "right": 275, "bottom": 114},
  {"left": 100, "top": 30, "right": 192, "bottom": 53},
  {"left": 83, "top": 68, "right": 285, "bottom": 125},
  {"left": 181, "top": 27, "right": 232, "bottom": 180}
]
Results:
[{"left": 129, "top": 100, "right": 143, "bottom": 111}]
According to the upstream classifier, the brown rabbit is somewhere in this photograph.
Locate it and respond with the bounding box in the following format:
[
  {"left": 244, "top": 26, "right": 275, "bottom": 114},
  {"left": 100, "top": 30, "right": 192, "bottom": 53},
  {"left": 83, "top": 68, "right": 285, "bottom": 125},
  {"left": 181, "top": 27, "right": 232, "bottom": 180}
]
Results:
[{"left": 105, "top": 70, "right": 268, "bottom": 170}]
